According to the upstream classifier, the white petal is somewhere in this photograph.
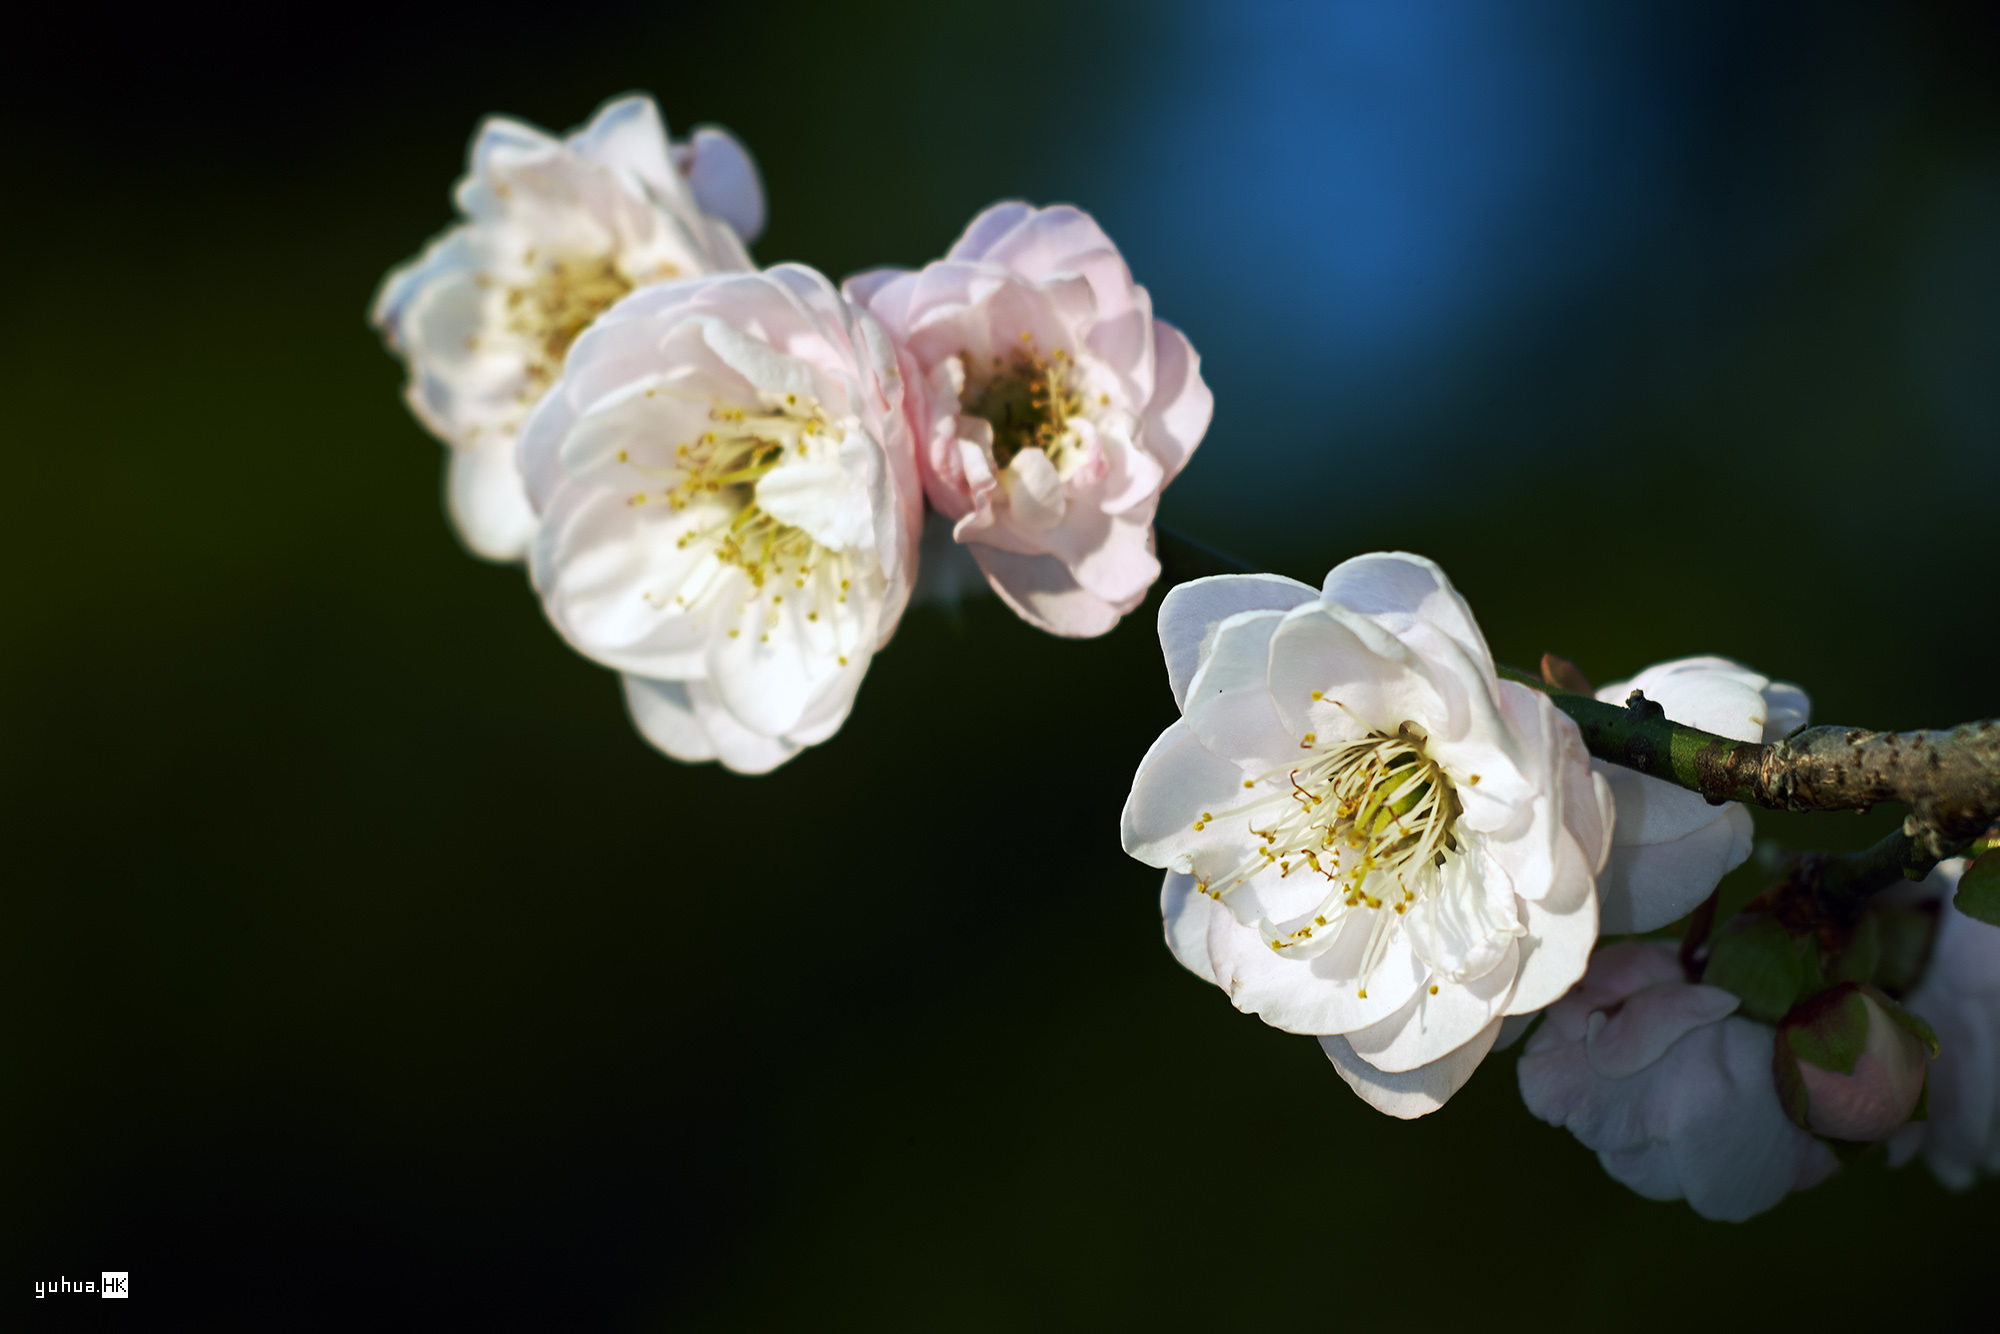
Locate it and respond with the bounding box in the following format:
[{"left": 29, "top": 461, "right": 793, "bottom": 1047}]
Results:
[
  {"left": 1346, "top": 940, "right": 1519, "bottom": 1073},
  {"left": 620, "top": 674, "right": 717, "bottom": 763},
  {"left": 1266, "top": 602, "right": 1446, "bottom": 743},
  {"left": 1584, "top": 982, "right": 1740, "bottom": 1078},
  {"left": 1161, "top": 871, "right": 1224, "bottom": 988},
  {"left": 1157, "top": 574, "right": 1318, "bottom": 710},
  {"left": 686, "top": 679, "right": 800, "bottom": 774},
  {"left": 1119, "top": 721, "right": 1256, "bottom": 870},
  {"left": 704, "top": 575, "right": 874, "bottom": 738},
  {"left": 1596, "top": 658, "right": 1766, "bottom": 743},
  {"left": 1404, "top": 851, "right": 1522, "bottom": 985},
  {"left": 568, "top": 95, "right": 679, "bottom": 199},
  {"left": 445, "top": 436, "right": 538, "bottom": 562},
  {"left": 1181, "top": 610, "right": 1297, "bottom": 767},
  {"left": 1669, "top": 1019, "right": 1838, "bottom": 1221},
  {"left": 681, "top": 126, "right": 765, "bottom": 243},
  {"left": 1599, "top": 761, "right": 1731, "bottom": 847},
  {"left": 755, "top": 458, "right": 874, "bottom": 553},
  {"left": 1599, "top": 803, "right": 1754, "bottom": 934},
  {"left": 1762, "top": 680, "right": 1811, "bottom": 741},
  {"left": 530, "top": 483, "right": 731, "bottom": 678},
  {"left": 1206, "top": 908, "right": 1427, "bottom": 1035},
  {"left": 1320, "top": 551, "right": 1495, "bottom": 678},
  {"left": 1320, "top": 1017, "right": 1504, "bottom": 1119},
  {"left": 1597, "top": 1144, "right": 1685, "bottom": 1202},
  {"left": 1508, "top": 877, "right": 1599, "bottom": 1015}
]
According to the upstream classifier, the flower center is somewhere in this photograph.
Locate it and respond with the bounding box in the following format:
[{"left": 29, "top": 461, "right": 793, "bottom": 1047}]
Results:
[
  {"left": 506, "top": 253, "right": 651, "bottom": 391},
  {"left": 622, "top": 390, "right": 860, "bottom": 657},
  {"left": 1188, "top": 722, "right": 1460, "bottom": 977},
  {"left": 961, "top": 334, "right": 1087, "bottom": 473}
]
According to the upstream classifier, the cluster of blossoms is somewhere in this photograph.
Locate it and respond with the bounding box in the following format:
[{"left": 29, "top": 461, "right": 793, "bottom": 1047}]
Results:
[
  {"left": 377, "top": 96, "right": 2000, "bottom": 1224},
  {"left": 1120, "top": 559, "right": 2000, "bottom": 1219},
  {"left": 375, "top": 96, "right": 1210, "bottom": 771}
]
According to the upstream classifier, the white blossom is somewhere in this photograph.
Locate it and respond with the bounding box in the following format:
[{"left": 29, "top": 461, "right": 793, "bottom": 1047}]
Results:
[
  {"left": 1518, "top": 942, "right": 1839, "bottom": 1220},
  {"left": 520, "top": 266, "right": 923, "bottom": 772},
  {"left": 1123, "top": 554, "right": 1612, "bottom": 1117},
  {"left": 372, "top": 96, "right": 762, "bottom": 560},
  {"left": 1593, "top": 657, "right": 1809, "bottom": 933}
]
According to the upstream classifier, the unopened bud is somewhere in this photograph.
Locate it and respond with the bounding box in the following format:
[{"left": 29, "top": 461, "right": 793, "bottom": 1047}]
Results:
[{"left": 1776, "top": 984, "right": 1935, "bottom": 1142}]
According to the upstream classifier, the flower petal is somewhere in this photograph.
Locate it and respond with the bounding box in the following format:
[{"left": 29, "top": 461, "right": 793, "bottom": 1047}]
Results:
[
  {"left": 680, "top": 125, "right": 765, "bottom": 243},
  {"left": 1598, "top": 801, "right": 1753, "bottom": 934},
  {"left": 568, "top": 95, "right": 680, "bottom": 200},
  {"left": 1139, "top": 319, "right": 1212, "bottom": 477},
  {"left": 1599, "top": 761, "right": 1731, "bottom": 847},
  {"left": 1509, "top": 874, "right": 1600, "bottom": 1016},
  {"left": 620, "top": 674, "right": 717, "bottom": 763},
  {"left": 1161, "top": 870, "right": 1224, "bottom": 988},
  {"left": 686, "top": 679, "right": 800, "bottom": 774},
  {"left": 446, "top": 435, "right": 538, "bottom": 562},
  {"left": 1267, "top": 602, "right": 1446, "bottom": 743},
  {"left": 1585, "top": 982, "right": 1740, "bottom": 1078},
  {"left": 968, "top": 545, "right": 1126, "bottom": 638},
  {"left": 1346, "top": 939, "right": 1519, "bottom": 1072},
  {"left": 1120, "top": 721, "right": 1256, "bottom": 870},
  {"left": 1320, "top": 551, "right": 1495, "bottom": 679},
  {"left": 1403, "top": 851, "right": 1522, "bottom": 985},
  {"left": 1668, "top": 1019, "right": 1841, "bottom": 1221},
  {"left": 1182, "top": 610, "right": 1298, "bottom": 768},
  {"left": 1320, "top": 1017, "right": 1504, "bottom": 1120},
  {"left": 1595, "top": 658, "right": 1767, "bottom": 743},
  {"left": 1157, "top": 573, "right": 1318, "bottom": 710},
  {"left": 1205, "top": 907, "right": 1427, "bottom": 1035}
]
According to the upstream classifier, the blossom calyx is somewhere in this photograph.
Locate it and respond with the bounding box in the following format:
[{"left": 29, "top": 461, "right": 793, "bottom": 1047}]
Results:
[
  {"left": 849, "top": 202, "right": 1212, "bottom": 637},
  {"left": 1776, "top": 983, "right": 1935, "bottom": 1142}
]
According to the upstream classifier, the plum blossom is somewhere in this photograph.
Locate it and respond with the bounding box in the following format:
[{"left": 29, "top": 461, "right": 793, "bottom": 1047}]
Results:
[
  {"left": 372, "top": 96, "right": 763, "bottom": 561},
  {"left": 1519, "top": 942, "right": 1839, "bottom": 1221},
  {"left": 520, "top": 266, "right": 923, "bottom": 773},
  {"left": 1122, "top": 553, "right": 1613, "bottom": 1118},
  {"left": 1592, "top": 657, "right": 1810, "bottom": 933},
  {"left": 1892, "top": 860, "right": 2000, "bottom": 1187},
  {"left": 847, "top": 203, "right": 1212, "bottom": 637}
]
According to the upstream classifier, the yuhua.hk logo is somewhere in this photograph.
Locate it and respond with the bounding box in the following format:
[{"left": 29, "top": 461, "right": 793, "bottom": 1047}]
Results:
[{"left": 31, "top": 1272, "right": 128, "bottom": 1298}]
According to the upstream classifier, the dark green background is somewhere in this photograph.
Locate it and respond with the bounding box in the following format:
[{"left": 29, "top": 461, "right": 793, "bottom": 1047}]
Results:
[{"left": 6, "top": 1, "right": 1997, "bottom": 1328}]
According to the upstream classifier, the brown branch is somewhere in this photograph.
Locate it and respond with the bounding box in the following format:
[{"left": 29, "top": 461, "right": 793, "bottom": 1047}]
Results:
[{"left": 1497, "top": 666, "right": 2000, "bottom": 860}]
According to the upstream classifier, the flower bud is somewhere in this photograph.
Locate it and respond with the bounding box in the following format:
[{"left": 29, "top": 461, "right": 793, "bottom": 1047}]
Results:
[{"left": 1777, "top": 984, "right": 1935, "bottom": 1142}]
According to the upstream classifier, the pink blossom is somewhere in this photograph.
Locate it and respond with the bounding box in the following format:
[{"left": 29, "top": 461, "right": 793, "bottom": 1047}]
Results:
[
  {"left": 847, "top": 203, "right": 1212, "bottom": 637},
  {"left": 1891, "top": 860, "right": 2000, "bottom": 1187},
  {"left": 1519, "top": 943, "right": 1838, "bottom": 1220}
]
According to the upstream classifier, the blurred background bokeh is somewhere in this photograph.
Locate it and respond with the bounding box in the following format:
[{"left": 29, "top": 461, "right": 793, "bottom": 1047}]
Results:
[{"left": 6, "top": 0, "right": 1998, "bottom": 1327}]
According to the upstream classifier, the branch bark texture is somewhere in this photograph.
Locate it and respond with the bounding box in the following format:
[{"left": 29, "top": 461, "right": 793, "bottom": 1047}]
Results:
[{"left": 1498, "top": 667, "right": 2000, "bottom": 859}]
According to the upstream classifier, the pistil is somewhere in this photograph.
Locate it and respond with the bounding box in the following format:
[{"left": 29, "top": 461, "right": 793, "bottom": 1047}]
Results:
[{"left": 961, "top": 334, "right": 1087, "bottom": 472}]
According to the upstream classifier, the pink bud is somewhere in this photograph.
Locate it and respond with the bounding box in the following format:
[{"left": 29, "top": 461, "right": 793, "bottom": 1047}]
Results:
[{"left": 1788, "top": 989, "right": 1930, "bottom": 1141}]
